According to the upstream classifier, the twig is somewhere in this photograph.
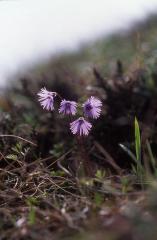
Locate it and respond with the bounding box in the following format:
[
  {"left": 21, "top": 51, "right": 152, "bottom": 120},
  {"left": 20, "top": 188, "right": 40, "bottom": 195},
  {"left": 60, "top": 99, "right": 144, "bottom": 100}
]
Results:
[
  {"left": 94, "top": 141, "right": 122, "bottom": 174},
  {"left": 0, "top": 134, "right": 37, "bottom": 146}
]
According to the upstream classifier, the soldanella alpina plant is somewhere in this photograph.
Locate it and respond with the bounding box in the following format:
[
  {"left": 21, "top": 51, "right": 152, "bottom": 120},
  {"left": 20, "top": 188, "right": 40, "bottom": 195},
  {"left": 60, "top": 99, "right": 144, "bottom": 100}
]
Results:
[{"left": 37, "top": 87, "right": 102, "bottom": 175}]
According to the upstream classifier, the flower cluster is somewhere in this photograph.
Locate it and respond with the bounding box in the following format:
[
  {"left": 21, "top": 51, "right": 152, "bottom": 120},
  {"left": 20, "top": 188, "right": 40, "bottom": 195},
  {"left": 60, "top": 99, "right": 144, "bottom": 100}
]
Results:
[{"left": 37, "top": 87, "right": 102, "bottom": 136}]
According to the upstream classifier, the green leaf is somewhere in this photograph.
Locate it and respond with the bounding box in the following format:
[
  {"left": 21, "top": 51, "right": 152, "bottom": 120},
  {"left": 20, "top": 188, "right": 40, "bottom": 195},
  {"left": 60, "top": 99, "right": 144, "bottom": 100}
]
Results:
[
  {"left": 28, "top": 207, "right": 36, "bottom": 225},
  {"left": 94, "top": 192, "right": 103, "bottom": 207},
  {"left": 146, "top": 140, "right": 156, "bottom": 171},
  {"left": 119, "top": 143, "right": 138, "bottom": 164},
  {"left": 95, "top": 169, "right": 106, "bottom": 180},
  {"left": 6, "top": 154, "right": 18, "bottom": 161},
  {"left": 26, "top": 196, "right": 39, "bottom": 206},
  {"left": 135, "top": 117, "right": 141, "bottom": 162}
]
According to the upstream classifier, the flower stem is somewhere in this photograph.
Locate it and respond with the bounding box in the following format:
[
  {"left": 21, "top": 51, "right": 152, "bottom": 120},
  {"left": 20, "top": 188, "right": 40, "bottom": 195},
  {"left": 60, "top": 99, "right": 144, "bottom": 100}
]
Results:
[{"left": 77, "top": 136, "right": 94, "bottom": 177}]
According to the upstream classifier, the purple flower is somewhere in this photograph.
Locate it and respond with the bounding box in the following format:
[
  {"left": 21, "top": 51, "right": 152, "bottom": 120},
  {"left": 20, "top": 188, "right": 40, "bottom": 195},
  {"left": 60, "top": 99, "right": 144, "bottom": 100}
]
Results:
[
  {"left": 83, "top": 96, "right": 102, "bottom": 119},
  {"left": 37, "top": 87, "right": 57, "bottom": 111},
  {"left": 70, "top": 117, "right": 92, "bottom": 136},
  {"left": 59, "top": 100, "right": 77, "bottom": 115}
]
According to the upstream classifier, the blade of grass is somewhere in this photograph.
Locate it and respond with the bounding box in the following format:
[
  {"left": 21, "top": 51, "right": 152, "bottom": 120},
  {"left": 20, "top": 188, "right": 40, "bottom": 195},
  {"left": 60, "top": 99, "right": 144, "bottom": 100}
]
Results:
[
  {"left": 119, "top": 143, "right": 138, "bottom": 164},
  {"left": 146, "top": 139, "right": 156, "bottom": 172},
  {"left": 135, "top": 117, "right": 141, "bottom": 163}
]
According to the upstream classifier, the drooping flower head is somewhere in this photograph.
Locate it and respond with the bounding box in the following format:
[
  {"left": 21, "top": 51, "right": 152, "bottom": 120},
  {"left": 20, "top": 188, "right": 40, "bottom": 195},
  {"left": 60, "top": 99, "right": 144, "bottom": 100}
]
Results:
[
  {"left": 59, "top": 100, "right": 77, "bottom": 115},
  {"left": 70, "top": 117, "right": 92, "bottom": 136},
  {"left": 37, "top": 87, "right": 57, "bottom": 111},
  {"left": 83, "top": 96, "right": 102, "bottom": 119}
]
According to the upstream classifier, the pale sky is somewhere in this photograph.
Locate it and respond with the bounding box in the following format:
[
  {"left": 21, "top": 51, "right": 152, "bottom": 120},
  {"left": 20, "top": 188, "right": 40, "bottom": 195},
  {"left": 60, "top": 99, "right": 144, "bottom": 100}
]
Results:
[{"left": 0, "top": 0, "right": 157, "bottom": 85}]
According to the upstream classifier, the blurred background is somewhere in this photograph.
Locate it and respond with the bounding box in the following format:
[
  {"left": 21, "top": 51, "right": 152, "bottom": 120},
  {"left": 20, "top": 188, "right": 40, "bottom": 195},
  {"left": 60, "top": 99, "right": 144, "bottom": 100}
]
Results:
[{"left": 1, "top": 0, "right": 157, "bottom": 86}]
